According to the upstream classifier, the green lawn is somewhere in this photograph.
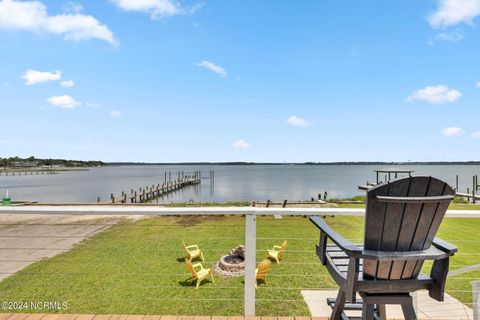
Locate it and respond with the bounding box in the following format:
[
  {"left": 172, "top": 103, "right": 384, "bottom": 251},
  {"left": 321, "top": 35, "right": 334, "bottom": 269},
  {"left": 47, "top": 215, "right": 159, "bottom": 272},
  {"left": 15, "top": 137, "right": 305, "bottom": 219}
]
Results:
[{"left": 0, "top": 215, "right": 478, "bottom": 315}]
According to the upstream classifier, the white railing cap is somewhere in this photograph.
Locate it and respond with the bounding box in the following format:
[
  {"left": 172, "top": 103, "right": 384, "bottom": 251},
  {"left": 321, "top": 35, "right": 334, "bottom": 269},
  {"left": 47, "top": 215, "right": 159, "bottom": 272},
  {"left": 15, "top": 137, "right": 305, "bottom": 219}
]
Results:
[{"left": 0, "top": 205, "right": 479, "bottom": 217}]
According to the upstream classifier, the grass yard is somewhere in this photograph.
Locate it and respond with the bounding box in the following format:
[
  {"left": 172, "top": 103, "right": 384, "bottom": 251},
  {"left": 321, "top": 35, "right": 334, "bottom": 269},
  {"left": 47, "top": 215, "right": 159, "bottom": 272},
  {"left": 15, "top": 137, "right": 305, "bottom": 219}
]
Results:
[{"left": 0, "top": 215, "right": 478, "bottom": 315}]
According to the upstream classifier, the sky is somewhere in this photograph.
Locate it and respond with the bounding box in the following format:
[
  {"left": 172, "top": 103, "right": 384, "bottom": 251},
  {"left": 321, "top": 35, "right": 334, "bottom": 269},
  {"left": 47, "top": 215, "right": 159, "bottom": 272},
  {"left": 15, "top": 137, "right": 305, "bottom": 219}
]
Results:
[{"left": 1, "top": 0, "right": 480, "bottom": 162}]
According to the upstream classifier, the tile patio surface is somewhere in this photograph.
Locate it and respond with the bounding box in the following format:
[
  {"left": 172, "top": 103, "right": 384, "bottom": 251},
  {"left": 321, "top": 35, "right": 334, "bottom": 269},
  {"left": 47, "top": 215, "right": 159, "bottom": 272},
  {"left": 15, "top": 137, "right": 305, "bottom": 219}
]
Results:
[{"left": 301, "top": 289, "right": 473, "bottom": 320}]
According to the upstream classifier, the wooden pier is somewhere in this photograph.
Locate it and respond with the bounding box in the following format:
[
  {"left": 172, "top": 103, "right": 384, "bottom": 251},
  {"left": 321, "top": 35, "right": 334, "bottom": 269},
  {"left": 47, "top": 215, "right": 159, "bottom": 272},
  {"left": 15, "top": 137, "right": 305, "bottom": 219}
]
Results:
[
  {"left": 0, "top": 170, "right": 57, "bottom": 176},
  {"left": 253, "top": 199, "right": 327, "bottom": 207},
  {"left": 98, "top": 171, "right": 202, "bottom": 204},
  {"left": 0, "top": 168, "right": 89, "bottom": 176},
  {"left": 359, "top": 171, "right": 480, "bottom": 204}
]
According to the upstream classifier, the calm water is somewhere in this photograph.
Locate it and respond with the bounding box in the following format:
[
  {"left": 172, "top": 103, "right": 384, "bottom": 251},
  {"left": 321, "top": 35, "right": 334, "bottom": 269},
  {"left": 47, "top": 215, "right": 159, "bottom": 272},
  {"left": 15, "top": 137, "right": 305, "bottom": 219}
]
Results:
[{"left": 0, "top": 165, "right": 479, "bottom": 204}]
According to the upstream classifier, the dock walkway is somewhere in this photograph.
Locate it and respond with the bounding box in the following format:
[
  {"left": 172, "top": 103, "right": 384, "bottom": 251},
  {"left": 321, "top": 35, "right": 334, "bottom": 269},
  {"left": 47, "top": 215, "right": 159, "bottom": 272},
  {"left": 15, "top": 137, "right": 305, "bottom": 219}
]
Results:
[{"left": 99, "top": 172, "right": 201, "bottom": 204}]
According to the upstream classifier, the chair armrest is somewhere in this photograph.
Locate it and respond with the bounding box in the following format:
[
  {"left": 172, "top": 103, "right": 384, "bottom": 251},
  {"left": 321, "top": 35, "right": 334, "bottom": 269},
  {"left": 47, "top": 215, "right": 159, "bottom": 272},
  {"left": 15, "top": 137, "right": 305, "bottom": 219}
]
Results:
[
  {"left": 432, "top": 237, "right": 457, "bottom": 254},
  {"left": 272, "top": 245, "right": 282, "bottom": 250},
  {"left": 376, "top": 195, "right": 454, "bottom": 204},
  {"left": 429, "top": 238, "right": 456, "bottom": 300},
  {"left": 310, "top": 216, "right": 362, "bottom": 257},
  {"left": 360, "top": 247, "right": 451, "bottom": 261}
]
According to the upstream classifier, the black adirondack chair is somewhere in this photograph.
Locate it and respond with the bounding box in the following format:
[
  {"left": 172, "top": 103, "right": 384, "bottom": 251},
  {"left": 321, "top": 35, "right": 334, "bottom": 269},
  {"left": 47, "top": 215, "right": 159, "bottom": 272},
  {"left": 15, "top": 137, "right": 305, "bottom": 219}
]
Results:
[{"left": 310, "top": 176, "right": 457, "bottom": 320}]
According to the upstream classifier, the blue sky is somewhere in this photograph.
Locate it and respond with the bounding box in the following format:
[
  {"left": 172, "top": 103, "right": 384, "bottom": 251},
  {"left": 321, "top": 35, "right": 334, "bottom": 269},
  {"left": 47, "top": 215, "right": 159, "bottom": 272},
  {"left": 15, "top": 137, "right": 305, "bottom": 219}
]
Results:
[{"left": 1, "top": 0, "right": 480, "bottom": 162}]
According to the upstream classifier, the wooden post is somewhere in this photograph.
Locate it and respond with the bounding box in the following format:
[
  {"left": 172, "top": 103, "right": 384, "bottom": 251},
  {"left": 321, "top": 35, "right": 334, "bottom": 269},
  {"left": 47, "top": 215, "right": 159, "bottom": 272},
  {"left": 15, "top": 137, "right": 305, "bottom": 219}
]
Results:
[
  {"left": 97, "top": 196, "right": 100, "bottom": 203},
  {"left": 376, "top": 171, "right": 379, "bottom": 184},
  {"left": 266, "top": 199, "right": 271, "bottom": 208},
  {"left": 456, "top": 175, "right": 459, "bottom": 191},
  {"left": 244, "top": 213, "right": 256, "bottom": 316},
  {"left": 474, "top": 176, "right": 476, "bottom": 204},
  {"left": 473, "top": 281, "right": 480, "bottom": 320},
  {"left": 110, "top": 194, "right": 115, "bottom": 203},
  {"left": 282, "top": 199, "right": 288, "bottom": 208}
]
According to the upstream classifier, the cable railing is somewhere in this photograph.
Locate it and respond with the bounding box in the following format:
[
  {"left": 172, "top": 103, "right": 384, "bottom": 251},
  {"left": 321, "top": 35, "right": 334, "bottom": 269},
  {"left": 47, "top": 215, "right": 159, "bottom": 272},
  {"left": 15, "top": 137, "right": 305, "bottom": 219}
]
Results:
[{"left": 0, "top": 205, "right": 478, "bottom": 319}]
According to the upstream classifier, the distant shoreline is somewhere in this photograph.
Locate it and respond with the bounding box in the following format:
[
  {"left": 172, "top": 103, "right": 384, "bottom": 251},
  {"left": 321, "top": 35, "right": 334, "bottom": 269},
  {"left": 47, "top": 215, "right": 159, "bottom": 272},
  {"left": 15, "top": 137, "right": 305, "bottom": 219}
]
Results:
[{"left": 105, "top": 161, "right": 480, "bottom": 166}]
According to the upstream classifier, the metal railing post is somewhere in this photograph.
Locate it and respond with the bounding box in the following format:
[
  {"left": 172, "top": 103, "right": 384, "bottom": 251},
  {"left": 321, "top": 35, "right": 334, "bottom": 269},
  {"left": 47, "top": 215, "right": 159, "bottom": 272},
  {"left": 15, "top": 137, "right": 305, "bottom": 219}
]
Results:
[
  {"left": 473, "top": 280, "right": 480, "bottom": 320},
  {"left": 244, "top": 212, "right": 256, "bottom": 316}
]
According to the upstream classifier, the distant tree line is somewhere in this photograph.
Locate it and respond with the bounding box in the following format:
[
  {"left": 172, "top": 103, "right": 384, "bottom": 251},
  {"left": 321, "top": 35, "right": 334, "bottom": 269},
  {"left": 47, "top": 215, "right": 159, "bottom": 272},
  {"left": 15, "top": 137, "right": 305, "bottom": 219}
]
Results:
[
  {"left": 106, "top": 161, "right": 480, "bottom": 166},
  {"left": 0, "top": 156, "right": 103, "bottom": 168}
]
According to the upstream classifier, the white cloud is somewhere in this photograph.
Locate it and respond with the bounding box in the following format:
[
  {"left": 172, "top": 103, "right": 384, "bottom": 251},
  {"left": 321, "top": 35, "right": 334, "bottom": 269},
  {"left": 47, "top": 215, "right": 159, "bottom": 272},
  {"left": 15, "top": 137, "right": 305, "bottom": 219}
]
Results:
[
  {"left": 434, "top": 31, "right": 464, "bottom": 42},
  {"left": 86, "top": 102, "right": 101, "bottom": 108},
  {"left": 287, "top": 115, "right": 310, "bottom": 128},
  {"left": 407, "top": 85, "right": 462, "bottom": 104},
  {"left": 60, "top": 79, "right": 74, "bottom": 87},
  {"left": 233, "top": 139, "right": 251, "bottom": 149},
  {"left": 472, "top": 131, "right": 480, "bottom": 139},
  {"left": 0, "top": 0, "right": 116, "bottom": 44},
  {"left": 22, "top": 69, "right": 61, "bottom": 85},
  {"left": 196, "top": 60, "right": 227, "bottom": 77},
  {"left": 442, "top": 127, "right": 465, "bottom": 137},
  {"left": 428, "top": 0, "right": 480, "bottom": 28},
  {"left": 47, "top": 95, "right": 80, "bottom": 109},
  {"left": 110, "top": 0, "right": 182, "bottom": 19},
  {"left": 46, "top": 14, "right": 115, "bottom": 44},
  {"left": 110, "top": 110, "right": 122, "bottom": 117},
  {"left": 62, "top": 2, "right": 83, "bottom": 14}
]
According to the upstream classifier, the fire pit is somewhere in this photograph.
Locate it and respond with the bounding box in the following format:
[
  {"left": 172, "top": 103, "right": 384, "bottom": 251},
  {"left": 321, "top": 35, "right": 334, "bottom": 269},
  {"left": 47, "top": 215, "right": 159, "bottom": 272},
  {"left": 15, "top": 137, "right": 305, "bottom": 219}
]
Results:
[{"left": 214, "top": 245, "right": 245, "bottom": 277}]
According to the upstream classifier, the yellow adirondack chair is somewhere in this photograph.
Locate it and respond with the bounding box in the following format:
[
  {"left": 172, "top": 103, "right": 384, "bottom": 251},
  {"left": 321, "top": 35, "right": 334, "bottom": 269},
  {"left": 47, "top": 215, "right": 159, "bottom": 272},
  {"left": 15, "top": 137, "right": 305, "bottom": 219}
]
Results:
[
  {"left": 182, "top": 240, "right": 204, "bottom": 261},
  {"left": 185, "top": 259, "right": 214, "bottom": 289},
  {"left": 255, "top": 259, "right": 272, "bottom": 288},
  {"left": 267, "top": 240, "right": 288, "bottom": 264}
]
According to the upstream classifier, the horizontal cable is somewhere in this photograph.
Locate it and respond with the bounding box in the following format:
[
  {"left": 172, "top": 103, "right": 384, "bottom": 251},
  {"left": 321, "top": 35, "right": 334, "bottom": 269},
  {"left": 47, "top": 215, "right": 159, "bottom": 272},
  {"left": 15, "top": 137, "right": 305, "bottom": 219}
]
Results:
[
  {"left": 0, "top": 223, "right": 244, "bottom": 227},
  {"left": 0, "top": 272, "right": 332, "bottom": 277},
  {"left": 0, "top": 297, "right": 243, "bottom": 301},
  {"left": 0, "top": 284, "right": 245, "bottom": 290},
  {"left": 1, "top": 247, "right": 479, "bottom": 255},
  {"left": 0, "top": 260, "right": 472, "bottom": 267},
  {"left": 0, "top": 235, "right": 245, "bottom": 240}
]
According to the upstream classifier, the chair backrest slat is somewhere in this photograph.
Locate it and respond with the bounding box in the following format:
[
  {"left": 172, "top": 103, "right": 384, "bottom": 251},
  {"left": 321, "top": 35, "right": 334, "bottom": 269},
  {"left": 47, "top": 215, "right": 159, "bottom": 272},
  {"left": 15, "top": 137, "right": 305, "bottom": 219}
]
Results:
[
  {"left": 185, "top": 259, "right": 196, "bottom": 277},
  {"left": 363, "top": 176, "right": 454, "bottom": 280},
  {"left": 257, "top": 259, "right": 271, "bottom": 275}
]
